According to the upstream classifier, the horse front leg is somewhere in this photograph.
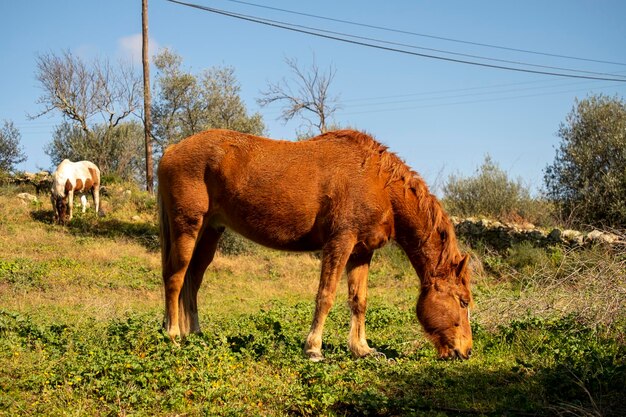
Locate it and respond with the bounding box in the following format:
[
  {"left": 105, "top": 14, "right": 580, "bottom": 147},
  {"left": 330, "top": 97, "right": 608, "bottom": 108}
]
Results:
[
  {"left": 305, "top": 234, "right": 356, "bottom": 361},
  {"left": 346, "top": 252, "right": 376, "bottom": 358},
  {"left": 67, "top": 190, "right": 74, "bottom": 221},
  {"left": 92, "top": 185, "right": 100, "bottom": 215},
  {"left": 50, "top": 194, "right": 58, "bottom": 222}
]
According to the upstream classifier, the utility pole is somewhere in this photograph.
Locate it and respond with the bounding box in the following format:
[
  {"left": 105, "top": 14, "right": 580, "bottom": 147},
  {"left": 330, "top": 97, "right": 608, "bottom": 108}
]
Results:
[{"left": 142, "top": 0, "right": 154, "bottom": 194}]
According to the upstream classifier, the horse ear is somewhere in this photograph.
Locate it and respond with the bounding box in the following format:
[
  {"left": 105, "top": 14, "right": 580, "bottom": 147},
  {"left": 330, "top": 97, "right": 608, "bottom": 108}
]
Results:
[{"left": 455, "top": 253, "right": 470, "bottom": 281}]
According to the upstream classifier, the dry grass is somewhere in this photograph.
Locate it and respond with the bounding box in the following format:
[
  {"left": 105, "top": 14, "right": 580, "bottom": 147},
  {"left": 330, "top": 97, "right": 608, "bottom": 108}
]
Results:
[
  {"left": 473, "top": 243, "right": 626, "bottom": 335},
  {"left": 0, "top": 192, "right": 162, "bottom": 323}
]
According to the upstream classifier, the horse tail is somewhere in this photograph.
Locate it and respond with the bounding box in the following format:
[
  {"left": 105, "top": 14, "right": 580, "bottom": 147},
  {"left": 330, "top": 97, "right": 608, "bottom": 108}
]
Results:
[{"left": 158, "top": 191, "right": 170, "bottom": 285}]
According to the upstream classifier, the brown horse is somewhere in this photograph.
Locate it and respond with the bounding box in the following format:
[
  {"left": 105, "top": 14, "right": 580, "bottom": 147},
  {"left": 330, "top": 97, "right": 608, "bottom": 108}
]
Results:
[{"left": 158, "top": 129, "right": 473, "bottom": 360}]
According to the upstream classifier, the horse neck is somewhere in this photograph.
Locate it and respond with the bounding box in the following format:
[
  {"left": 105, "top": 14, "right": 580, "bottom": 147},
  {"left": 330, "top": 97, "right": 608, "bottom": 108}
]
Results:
[{"left": 389, "top": 182, "right": 456, "bottom": 283}]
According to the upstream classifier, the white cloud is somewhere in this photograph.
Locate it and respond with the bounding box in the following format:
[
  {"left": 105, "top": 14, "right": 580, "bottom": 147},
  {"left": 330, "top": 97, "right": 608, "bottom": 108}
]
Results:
[{"left": 118, "top": 34, "right": 159, "bottom": 65}]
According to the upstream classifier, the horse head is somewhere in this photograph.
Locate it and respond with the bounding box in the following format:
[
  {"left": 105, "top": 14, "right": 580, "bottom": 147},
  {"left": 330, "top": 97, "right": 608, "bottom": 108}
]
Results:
[
  {"left": 53, "top": 195, "right": 69, "bottom": 225},
  {"left": 416, "top": 253, "right": 473, "bottom": 360}
]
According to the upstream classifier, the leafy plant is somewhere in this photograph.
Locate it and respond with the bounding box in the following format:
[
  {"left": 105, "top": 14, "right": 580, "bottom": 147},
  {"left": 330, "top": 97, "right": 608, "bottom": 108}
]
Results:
[
  {"left": 443, "top": 155, "right": 554, "bottom": 225},
  {"left": 505, "top": 241, "right": 549, "bottom": 272},
  {"left": 217, "top": 229, "right": 258, "bottom": 256}
]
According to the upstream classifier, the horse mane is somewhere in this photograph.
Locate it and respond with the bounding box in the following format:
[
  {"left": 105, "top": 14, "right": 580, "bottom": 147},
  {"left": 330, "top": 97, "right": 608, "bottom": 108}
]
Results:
[{"left": 316, "top": 130, "right": 461, "bottom": 267}]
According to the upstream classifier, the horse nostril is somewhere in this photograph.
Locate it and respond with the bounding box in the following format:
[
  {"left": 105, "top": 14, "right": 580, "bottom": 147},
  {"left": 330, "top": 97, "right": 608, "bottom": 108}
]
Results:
[{"left": 466, "top": 348, "right": 472, "bottom": 358}]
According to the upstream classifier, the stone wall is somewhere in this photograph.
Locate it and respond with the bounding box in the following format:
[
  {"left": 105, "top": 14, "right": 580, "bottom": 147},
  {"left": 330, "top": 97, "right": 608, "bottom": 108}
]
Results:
[
  {"left": 451, "top": 217, "right": 624, "bottom": 251},
  {"left": 8, "top": 171, "right": 52, "bottom": 194}
]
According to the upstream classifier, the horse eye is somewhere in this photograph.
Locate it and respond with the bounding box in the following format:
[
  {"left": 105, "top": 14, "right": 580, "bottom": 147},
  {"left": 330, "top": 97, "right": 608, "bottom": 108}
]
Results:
[{"left": 460, "top": 299, "right": 469, "bottom": 308}]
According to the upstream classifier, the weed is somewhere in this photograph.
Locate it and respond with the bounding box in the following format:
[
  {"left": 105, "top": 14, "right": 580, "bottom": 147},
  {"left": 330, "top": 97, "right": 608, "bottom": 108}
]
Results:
[
  {"left": 506, "top": 241, "right": 549, "bottom": 272},
  {"left": 0, "top": 258, "right": 48, "bottom": 289}
]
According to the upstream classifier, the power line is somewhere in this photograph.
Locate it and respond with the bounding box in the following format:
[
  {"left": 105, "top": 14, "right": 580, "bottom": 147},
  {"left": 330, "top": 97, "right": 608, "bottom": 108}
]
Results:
[
  {"left": 343, "top": 81, "right": 624, "bottom": 108},
  {"left": 339, "top": 84, "right": 623, "bottom": 115},
  {"left": 262, "top": 20, "right": 621, "bottom": 79},
  {"left": 341, "top": 79, "right": 577, "bottom": 103},
  {"left": 258, "top": 80, "right": 624, "bottom": 117},
  {"left": 165, "top": 0, "right": 626, "bottom": 82},
  {"left": 210, "top": 9, "right": 623, "bottom": 79},
  {"left": 218, "top": 0, "right": 626, "bottom": 67}
]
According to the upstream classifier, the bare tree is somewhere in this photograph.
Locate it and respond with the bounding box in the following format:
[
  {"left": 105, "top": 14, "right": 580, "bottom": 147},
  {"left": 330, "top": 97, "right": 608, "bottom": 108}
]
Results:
[
  {"left": 34, "top": 51, "right": 141, "bottom": 133},
  {"left": 32, "top": 50, "right": 142, "bottom": 175},
  {"left": 258, "top": 57, "right": 339, "bottom": 135}
]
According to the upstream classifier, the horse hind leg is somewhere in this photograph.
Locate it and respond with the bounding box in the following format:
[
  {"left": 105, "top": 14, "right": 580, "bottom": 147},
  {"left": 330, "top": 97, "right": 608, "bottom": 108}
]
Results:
[
  {"left": 346, "top": 252, "right": 376, "bottom": 357},
  {"left": 178, "top": 226, "right": 224, "bottom": 335},
  {"left": 162, "top": 215, "right": 203, "bottom": 342}
]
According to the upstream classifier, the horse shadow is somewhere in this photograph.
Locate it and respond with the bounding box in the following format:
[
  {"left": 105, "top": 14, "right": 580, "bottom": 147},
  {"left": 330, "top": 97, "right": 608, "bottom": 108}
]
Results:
[
  {"left": 328, "top": 362, "right": 622, "bottom": 417},
  {"left": 318, "top": 329, "right": 626, "bottom": 417},
  {"left": 30, "top": 209, "right": 160, "bottom": 252}
]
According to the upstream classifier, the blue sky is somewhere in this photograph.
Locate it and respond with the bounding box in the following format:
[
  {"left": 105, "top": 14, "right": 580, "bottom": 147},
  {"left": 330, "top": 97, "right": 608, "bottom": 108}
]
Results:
[{"left": 2, "top": 1, "right": 625, "bottom": 193}]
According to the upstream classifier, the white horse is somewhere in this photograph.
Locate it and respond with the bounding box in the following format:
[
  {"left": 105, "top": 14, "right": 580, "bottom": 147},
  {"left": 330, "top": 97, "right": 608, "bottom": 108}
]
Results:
[{"left": 50, "top": 159, "right": 101, "bottom": 224}]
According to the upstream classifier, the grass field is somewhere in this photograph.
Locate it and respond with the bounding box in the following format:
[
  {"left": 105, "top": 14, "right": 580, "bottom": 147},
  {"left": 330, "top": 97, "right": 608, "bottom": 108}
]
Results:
[{"left": 0, "top": 185, "right": 624, "bottom": 416}]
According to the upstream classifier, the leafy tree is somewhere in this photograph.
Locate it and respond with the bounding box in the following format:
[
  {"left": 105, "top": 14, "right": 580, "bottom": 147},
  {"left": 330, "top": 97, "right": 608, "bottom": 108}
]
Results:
[
  {"left": 544, "top": 95, "right": 626, "bottom": 228},
  {"left": 294, "top": 123, "right": 355, "bottom": 141},
  {"left": 0, "top": 120, "right": 27, "bottom": 173},
  {"left": 443, "top": 155, "right": 535, "bottom": 221},
  {"left": 33, "top": 50, "right": 142, "bottom": 179},
  {"left": 258, "top": 56, "right": 340, "bottom": 135},
  {"left": 45, "top": 121, "right": 144, "bottom": 181},
  {"left": 152, "top": 48, "right": 264, "bottom": 152},
  {"left": 202, "top": 66, "right": 265, "bottom": 134}
]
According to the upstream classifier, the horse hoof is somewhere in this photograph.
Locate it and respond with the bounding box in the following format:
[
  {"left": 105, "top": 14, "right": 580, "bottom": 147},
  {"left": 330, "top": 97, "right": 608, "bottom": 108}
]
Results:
[
  {"left": 351, "top": 346, "right": 380, "bottom": 359},
  {"left": 368, "top": 350, "right": 387, "bottom": 360},
  {"left": 167, "top": 329, "right": 181, "bottom": 347},
  {"left": 307, "top": 352, "right": 325, "bottom": 362}
]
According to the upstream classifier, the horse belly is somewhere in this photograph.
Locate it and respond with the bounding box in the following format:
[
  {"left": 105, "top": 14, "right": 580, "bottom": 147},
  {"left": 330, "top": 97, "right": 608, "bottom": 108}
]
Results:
[{"left": 214, "top": 194, "right": 324, "bottom": 251}]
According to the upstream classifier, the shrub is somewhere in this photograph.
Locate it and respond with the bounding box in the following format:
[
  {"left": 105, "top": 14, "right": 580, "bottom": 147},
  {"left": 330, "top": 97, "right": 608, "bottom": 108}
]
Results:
[
  {"left": 217, "top": 229, "right": 258, "bottom": 256},
  {"left": 505, "top": 241, "right": 549, "bottom": 272},
  {"left": 443, "top": 155, "right": 553, "bottom": 225}
]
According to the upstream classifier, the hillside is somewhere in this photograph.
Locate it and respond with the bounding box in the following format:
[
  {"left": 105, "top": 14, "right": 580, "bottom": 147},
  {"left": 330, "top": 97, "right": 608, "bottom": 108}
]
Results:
[{"left": 0, "top": 185, "right": 624, "bottom": 416}]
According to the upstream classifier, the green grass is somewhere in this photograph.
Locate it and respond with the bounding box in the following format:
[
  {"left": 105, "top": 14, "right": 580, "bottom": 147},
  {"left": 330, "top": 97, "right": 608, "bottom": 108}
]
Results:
[
  {"left": 2, "top": 306, "right": 623, "bottom": 416},
  {"left": 0, "top": 188, "right": 624, "bottom": 416}
]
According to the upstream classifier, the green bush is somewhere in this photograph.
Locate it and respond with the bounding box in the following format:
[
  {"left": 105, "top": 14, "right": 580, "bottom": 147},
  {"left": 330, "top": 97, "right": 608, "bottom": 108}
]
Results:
[
  {"left": 217, "top": 229, "right": 258, "bottom": 255},
  {"left": 505, "top": 242, "right": 549, "bottom": 272},
  {"left": 443, "top": 155, "right": 554, "bottom": 225}
]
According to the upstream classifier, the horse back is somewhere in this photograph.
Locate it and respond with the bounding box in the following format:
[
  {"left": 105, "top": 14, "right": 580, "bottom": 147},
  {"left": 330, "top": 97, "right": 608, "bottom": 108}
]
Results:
[
  {"left": 158, "top": 129, "right": 395, "bottom": 251},
  {"left": 53, "top": 160, "right": 100, "bottom": 196}
]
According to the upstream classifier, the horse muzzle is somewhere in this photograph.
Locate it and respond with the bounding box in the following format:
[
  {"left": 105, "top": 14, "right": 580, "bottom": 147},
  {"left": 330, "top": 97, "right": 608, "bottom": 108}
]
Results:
[{"left": 439, "top": 347, "right": 472, "bottom": 361}]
